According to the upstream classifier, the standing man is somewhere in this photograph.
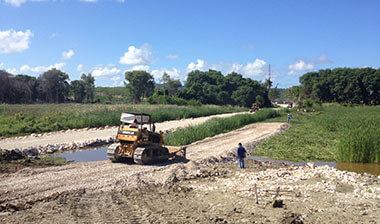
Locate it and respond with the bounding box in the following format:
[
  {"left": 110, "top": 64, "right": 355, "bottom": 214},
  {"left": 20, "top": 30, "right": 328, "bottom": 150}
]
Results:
[
  {"left": 287, "top": 114, "right": 292, "bottom": 123},
  {"left": 237, "top": 143, "right": 246, "bottom": 169}
]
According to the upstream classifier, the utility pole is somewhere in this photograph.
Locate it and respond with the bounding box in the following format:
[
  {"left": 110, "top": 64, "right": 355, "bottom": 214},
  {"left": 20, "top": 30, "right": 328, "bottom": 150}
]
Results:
[
  {"left": 267, "top": 64, "right": 272, "bottom": 102},
  {"left": 268, "top": 64, "right": 271, "bottom": 91}
]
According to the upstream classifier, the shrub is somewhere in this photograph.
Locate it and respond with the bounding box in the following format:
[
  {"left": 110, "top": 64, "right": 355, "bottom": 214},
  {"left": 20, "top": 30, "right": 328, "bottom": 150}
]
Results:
[{"left": 164, "top": 109, "right": 280, "bottom": 146}]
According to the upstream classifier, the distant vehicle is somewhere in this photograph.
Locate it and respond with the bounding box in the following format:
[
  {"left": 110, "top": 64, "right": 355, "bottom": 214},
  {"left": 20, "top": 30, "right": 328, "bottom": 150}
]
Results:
[{"left": 249, "top": 103, "right": 260, "bottom": 113}]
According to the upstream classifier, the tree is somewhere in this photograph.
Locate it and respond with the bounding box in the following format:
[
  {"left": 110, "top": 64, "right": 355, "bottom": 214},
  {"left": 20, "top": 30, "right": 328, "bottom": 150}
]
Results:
[
  {"left": 71, "top": 80, "right": 85, "bottom": 103},
  {"left": 159, "top": 72, "right": 182, "bottom": 97},
  {"left": 263, "top": 78, "right": 273, "bottom": 90},
  {"left": 285, "top": 85, "right": 302, "bottom": 101},
  {"left": 14, "top": 74, "right": 38, "bottom": 103},
  {"left": 0, "top": 70, "right": 12, "bottom": 103},
  {"left": 167, "top": 79, "right": 182, "bottom": 97},
  {"left": 268, "top": 86, "right": 281, "bottom": 101},
  {"left": 38, "top": 68, "right": 70, "bottom": 103},
  {"left": 125, "top": 70, "right": 155, "bottom": 103},
  {"left": 182, "top": 70, "right": 271, "bottom": 107},
  {"left": 81, "top": 73, "right": 95, "bottom": 103},
  {"left": 255, "top": 95, "right": 265, "bottom": 107},
  {"left": 299, "top": 68, "right": 379, "bottom": 104},
  {"left": 183, "top": 70, "right": 227, "bottom": 105},
  {"left": 161, "top": 72, "right": 170, "bottom": 88}
]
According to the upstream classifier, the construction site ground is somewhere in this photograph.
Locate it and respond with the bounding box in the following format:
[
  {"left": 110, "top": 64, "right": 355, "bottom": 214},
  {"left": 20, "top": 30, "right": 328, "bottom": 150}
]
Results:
[{"left": 1, "top": 114, "right": 379, "bottom": 223}]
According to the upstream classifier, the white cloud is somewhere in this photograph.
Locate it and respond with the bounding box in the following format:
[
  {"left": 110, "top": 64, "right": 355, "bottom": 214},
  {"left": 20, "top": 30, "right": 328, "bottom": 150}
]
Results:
[
  {"left": 151, "top": 68, "right": 182, "bottom": 83},
  {"left": 49, "top": 32, "right": 58, "bottom": 38},
  {"left": 92, "top": 66, "right": 121, "bottom": 77},
  {"left": 312, "top": 55, "right": 333, "bottom": 64},
  {"left": 62, "top": 49, "right": 75, "bottom": 59},
  {"left": 77, "top": 64, "right": 84, "bottom": 72},
  {"left": 0, "top": 29, "right": 33, "bottom": 53},
  {"left": 218, "top": 59, "right": 266, "bottom": 77},
  {"left": 132, "top": 65, "right": 150, "bottom": 71},
  {"left": 119, "top": 44, "right": 152, "bottom": 65},
  {"left": 111, "top": 76, "right": 123, "bottom": 87},
  {"left": 241, "top": 59, "right": 267, "bottom": 77},
  {"left": 185, "top": 58, "right": 267, "bottom": 78},
  {"left": 229, "top": 63, "right": 243, "bottom": 73},
  {"left": 6, "top": 68, "right": 18, "bottom": 74},
  {"left": 4, "top": 0, "right": 27, "bottom": 7},
  {"left": 186, "top": 59, "right": 207, "bottom": 73},
  {"left": 20, "top": 62, "right": 66, "bottom": 73},
  {"left": 287, "top": 70, "right": 298, "bottom": 76},
  {"left": 288, "top": 60, "right": 314, "bottom": 71},
  {"left": 0, "top": 63, "right": 3, "bottom": 68},
  {"left": 165, "top": 54, "right": 179, "bottom": 59}
]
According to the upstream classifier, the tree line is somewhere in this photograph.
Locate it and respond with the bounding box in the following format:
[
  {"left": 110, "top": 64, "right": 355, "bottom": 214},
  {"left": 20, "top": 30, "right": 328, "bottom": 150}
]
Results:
[
  {"left": 1, "top": 68, "right": 271, "bottom": 107},
  {"left": 124, "top": 69, "right": 271, "bottom": 107},
  {"left": 0, "top": 69, "right": 94, "bottom": 104},
  {"left": 286, "top": 67, "right": 380, "bottom": 105}
]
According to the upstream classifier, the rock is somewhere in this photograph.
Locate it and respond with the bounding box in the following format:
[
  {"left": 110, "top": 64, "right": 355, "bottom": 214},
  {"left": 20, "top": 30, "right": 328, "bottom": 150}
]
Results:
[
  {"left": 2, "top": 150, "right": 24, "bottom": 160},
  {"left": 273, "top": 199, "right": 284, "bottom": 208},
  {"left": 306, "top": 162, "right": 315, "bottom": 169}
]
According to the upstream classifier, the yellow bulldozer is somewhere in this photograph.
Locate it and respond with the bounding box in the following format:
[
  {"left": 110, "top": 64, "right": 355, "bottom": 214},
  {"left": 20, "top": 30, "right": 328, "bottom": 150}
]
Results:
[
  {"left": 249, "top": 103, "right": 260, "bottom": 113},
  {"left": 107, "top": 112, "right": 185, "bottom": 164}
]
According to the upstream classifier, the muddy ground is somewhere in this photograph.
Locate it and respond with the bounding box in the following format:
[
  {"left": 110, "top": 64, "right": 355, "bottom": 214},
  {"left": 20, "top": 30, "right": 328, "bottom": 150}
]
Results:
[
  {"left": 0, "top": 121, "right": 379, "bottom": 223},
  {"left": 1, "top": 160, "right": 379, "bottom": 224}
]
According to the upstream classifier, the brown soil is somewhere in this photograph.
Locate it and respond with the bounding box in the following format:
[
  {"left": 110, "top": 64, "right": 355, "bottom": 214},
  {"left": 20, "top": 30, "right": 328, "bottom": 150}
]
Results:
[
  {"left": 0, "top": 159, "right": 60, "bottom": 174},
  {"left": 1, "top": 121, "right": 379, "bottom": 223},
  {"left": 2, "top": 160, "right": 379, "bottom": 224}
]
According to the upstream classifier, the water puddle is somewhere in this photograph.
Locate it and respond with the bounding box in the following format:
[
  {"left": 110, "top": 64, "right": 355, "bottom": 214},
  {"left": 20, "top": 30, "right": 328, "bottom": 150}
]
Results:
[
  {"left": 53, "top": 148, "right": 380, "bottom": 176},
  {"left": 249, "top": 156, "right": 380, "bottom": 176},
  {"left": 53, "top": 147, "right": 108, "bottom": 163},
  {"left": 337, "top": 162, "right": 380, "bottom": 176}
]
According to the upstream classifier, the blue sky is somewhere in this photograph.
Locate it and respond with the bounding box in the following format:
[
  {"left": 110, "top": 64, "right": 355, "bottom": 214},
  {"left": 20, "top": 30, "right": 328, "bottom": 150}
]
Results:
[{"left": 1, "top": 0, "right": 379, "bottom": 88}]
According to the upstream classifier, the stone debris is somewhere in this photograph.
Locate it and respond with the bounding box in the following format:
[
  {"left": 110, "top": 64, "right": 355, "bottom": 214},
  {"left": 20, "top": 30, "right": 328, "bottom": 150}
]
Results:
[{"left": 0, "top": 136, "right": 115, "bottom": 157}]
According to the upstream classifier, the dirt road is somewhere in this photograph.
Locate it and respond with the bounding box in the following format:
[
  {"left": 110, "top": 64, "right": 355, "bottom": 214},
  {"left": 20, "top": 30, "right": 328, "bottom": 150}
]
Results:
[
  {"left": 0, "top": 122, "right": 286, "bottom": 204},
  {"left": 0, "top": 112, "right": 246, "bottom": 150},
  {"left": 1, "top": 119, "right": 379, "bottom": 223}
]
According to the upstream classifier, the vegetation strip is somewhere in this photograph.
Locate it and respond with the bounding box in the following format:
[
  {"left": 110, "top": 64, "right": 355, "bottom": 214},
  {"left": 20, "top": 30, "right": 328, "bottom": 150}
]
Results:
[
  {"left": 0, "top": 104, "right": 245, "bottom": 137},
  {"left": 164, "top": 109, "right": 280, "bottom": 146},
  {"left": 254, "top": 106, "right": 380, "bottom": 163}
]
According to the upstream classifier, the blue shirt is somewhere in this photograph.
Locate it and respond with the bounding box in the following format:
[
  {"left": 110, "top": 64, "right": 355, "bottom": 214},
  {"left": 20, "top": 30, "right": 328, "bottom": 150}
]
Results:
[{"left": 237, "top": 146, "right": 246, "bottom": 158}]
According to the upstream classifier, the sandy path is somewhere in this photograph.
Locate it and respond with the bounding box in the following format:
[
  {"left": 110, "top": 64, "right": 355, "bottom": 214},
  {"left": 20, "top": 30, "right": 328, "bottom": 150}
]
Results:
[
  {"left": 0, "top": 122, "right": 287, "bottom": 207},
  {"left": 0, "top": 112, "right": 246, "bottom": 150}
]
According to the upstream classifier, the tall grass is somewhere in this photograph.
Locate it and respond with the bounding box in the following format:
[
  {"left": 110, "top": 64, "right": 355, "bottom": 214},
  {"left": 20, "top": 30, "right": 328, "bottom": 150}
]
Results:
[
  {"left": 0, "top": 104, "right": 246, "bottom": 137},
  {"left": 337, "top": 108, "right": 380, "bottom": 163},
  {"left": 254, "top": 106, "right": 380, "bottom": 163},
  {"left": 164, "top": 109, "right": 280, "bottom": 146}
]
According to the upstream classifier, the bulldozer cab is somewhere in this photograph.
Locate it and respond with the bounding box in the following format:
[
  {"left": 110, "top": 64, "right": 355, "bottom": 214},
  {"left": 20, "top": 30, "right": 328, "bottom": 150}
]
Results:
[
  {"left": 117, "top": 113, "right": 161, "bottom": 144},
  {"left": 120, "top": 112, "right": 151, "bottom": 128}
]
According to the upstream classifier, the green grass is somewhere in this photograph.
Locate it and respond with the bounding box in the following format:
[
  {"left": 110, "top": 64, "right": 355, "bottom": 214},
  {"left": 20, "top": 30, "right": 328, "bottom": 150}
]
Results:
[
  {"left": 0, "top": 104, "right": 246, "bottom": 137},
  {"left": 254, "top": 106, "right": 380, "bottom": 163},
  {"left": 164, "top": 109, "right": 280, "bottom": 146},
  {"left": 35, "top": 156, "right": 69, "bottom": 165}
]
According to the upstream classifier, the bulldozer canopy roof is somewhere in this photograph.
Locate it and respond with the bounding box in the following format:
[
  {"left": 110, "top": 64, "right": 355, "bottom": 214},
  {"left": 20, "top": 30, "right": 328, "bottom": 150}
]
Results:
[{"left": 120, "top": 113, "right": 151, "bottom": 124}]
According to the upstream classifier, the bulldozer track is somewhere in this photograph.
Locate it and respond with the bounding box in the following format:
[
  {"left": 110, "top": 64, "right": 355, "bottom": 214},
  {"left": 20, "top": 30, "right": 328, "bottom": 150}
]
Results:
[
  {"left": 133, "top": 146, "right": 171, "bottom": 165},
  {"left": 133, "top": 147, "right": 147, "bottom": 165},
  {"left": 106, "top": 143, "right": 120, "bottom": 162}
]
